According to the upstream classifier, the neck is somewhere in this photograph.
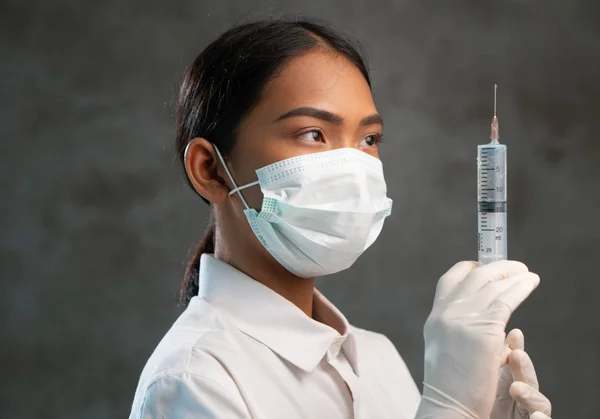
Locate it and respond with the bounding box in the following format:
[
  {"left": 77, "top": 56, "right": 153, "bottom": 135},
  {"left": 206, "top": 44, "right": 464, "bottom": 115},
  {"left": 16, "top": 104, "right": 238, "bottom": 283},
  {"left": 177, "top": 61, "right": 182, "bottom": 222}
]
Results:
[{"left": 213, "top": 222, "right": 316, "bottom": 317}]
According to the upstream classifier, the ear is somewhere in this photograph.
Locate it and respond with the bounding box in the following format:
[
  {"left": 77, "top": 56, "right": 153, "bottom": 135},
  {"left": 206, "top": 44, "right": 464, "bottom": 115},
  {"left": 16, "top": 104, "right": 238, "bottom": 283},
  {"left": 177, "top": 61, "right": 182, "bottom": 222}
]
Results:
[{"left": 184, "top": 137, "right": 229, "bottom": 204}]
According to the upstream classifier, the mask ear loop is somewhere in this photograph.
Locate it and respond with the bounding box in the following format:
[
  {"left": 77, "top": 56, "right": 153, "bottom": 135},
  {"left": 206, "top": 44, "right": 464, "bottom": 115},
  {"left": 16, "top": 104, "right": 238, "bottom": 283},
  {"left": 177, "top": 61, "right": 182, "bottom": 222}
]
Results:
[{"left": 211, "top": 143, "right": 259, "bottom": 210}]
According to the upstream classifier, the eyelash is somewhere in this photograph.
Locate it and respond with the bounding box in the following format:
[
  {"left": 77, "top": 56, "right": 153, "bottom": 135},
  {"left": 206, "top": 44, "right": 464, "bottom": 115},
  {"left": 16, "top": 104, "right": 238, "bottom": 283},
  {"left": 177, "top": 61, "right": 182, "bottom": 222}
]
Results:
[{"left": 297, "top": 129, "right": 384, "bottom": 147}]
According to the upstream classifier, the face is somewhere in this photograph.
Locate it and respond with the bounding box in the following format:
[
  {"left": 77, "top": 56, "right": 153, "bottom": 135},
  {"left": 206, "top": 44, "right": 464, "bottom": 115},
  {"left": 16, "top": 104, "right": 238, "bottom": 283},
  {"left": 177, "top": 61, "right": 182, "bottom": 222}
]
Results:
[
  {"left": 227, "top": 49, "right": 382, "bottom": 209},
  {"left": 185, "top": 49, "right": 383, "bottom": 259}
]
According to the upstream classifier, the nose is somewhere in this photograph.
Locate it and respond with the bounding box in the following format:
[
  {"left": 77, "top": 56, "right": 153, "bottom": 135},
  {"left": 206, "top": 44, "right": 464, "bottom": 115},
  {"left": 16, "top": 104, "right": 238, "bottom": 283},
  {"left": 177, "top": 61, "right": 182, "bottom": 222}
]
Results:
[
  {"left": 326, "top": 134, "right": 379, "bottom": 158},
  {"left": 327, "top": 134, "right": 356, "bottom": 151}
]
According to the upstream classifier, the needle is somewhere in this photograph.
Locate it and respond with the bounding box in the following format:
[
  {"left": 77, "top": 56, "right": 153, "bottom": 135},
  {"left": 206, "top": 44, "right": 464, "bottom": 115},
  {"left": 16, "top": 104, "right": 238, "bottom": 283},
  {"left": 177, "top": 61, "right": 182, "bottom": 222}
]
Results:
[{"left": 490, "top": 84, "right": 499, "bottom": 142}]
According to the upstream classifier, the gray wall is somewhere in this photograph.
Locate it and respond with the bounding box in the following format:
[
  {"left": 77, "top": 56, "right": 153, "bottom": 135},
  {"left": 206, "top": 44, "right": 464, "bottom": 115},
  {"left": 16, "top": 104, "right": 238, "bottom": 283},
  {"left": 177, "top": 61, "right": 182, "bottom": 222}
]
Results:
[{"left": 1, "top": 0, "right": 598, "bottom": 417}]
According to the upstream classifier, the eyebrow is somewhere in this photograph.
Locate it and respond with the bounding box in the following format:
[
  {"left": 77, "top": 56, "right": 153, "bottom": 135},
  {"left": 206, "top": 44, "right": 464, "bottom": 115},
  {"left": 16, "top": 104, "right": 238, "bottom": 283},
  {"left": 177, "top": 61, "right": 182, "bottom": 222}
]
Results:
[{"left": 274, "top": 107, "right": 384, "bottom": 127}]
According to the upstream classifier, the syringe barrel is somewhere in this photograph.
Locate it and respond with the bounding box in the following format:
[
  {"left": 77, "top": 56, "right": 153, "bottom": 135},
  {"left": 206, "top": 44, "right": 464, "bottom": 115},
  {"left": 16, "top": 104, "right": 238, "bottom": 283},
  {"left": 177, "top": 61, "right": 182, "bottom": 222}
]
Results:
[{"left": 477, "top": 143, "right": 507, "bottom": 264}]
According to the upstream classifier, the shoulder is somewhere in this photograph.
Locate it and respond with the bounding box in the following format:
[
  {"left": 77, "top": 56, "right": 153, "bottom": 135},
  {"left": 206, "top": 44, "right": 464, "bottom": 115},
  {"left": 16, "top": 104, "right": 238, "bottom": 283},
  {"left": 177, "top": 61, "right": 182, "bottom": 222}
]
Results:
[
  {"left": 130, "top": 371, "right": 249, "bottom": 419},
  {"left": 129, "top": 298, "right": 248, "bottom": 418},
  {"left": 137, "top": 297, "right": 233, "bottom": 380}
]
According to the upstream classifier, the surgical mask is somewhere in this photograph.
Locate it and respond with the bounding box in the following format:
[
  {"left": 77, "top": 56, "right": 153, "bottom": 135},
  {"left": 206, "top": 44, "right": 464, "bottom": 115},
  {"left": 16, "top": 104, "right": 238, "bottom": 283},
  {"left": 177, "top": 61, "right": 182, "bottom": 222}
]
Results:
[{"left": 213, "top": 144, "right": 393, "bottom": 278}]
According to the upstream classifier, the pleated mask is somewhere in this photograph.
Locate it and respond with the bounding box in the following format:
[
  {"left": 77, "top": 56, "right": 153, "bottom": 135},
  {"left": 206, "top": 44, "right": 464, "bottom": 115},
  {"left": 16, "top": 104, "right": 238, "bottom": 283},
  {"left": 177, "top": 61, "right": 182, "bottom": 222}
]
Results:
[{"left": 213, "top": 144, "right": 393, "bottom": 278}]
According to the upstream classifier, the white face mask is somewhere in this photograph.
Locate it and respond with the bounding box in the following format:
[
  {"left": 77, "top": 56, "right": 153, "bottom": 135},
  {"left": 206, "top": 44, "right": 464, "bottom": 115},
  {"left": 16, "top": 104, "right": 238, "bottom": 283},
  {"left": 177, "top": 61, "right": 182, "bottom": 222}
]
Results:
[{"left": 212, "top": 144, "right": 393, "bottom": 278}]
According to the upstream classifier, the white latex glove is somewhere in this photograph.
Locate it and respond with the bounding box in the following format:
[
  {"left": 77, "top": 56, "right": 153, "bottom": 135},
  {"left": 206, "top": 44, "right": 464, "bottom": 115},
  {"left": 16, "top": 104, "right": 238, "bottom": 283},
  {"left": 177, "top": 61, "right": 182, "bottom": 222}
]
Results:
[
  {"left": 492, "top": 328, "right": 552, "bottom": 418},
  {"left": 415, "top": 260, "right": 541, "bottom": 419}
]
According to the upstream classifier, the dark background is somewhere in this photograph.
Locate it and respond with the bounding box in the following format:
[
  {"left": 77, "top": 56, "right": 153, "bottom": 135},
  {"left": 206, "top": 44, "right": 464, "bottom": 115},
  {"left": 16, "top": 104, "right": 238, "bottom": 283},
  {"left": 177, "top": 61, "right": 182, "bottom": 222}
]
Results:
[{"left": 2, "top": 0, "right": 599, "bottom": 417}]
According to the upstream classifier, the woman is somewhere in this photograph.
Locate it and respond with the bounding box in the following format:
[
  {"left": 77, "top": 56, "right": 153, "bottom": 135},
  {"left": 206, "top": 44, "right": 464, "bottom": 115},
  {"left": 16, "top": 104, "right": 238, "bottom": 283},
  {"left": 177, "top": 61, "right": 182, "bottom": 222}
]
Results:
[{"left": 129, "top": 19, "right": 552, "bottom": 418}]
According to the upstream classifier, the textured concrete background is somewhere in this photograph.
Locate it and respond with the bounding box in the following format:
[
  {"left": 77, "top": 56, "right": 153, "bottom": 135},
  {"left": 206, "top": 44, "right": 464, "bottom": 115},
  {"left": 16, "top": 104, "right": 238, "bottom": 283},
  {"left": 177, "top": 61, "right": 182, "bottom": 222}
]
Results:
[{"left": 1, "top": 0, "right": 599, "bottom": 417}]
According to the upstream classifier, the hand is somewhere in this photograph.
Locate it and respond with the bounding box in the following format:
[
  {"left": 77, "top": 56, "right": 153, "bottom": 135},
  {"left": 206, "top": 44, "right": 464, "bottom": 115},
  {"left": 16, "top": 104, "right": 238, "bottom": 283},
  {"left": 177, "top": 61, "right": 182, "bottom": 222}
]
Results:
[
  {"left": 492, "top": 329, "right": 552, "bottom": 418},
  {"left": 415, "top": 260, "right": 541, "bottom": 419}
]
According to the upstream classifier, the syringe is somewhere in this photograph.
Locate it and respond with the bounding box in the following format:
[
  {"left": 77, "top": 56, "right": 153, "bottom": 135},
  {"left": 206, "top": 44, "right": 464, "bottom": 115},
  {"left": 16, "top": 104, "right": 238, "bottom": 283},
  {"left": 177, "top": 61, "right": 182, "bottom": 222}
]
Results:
[{"left": 477, "top": 84, "right": 507, "bottom": 264}]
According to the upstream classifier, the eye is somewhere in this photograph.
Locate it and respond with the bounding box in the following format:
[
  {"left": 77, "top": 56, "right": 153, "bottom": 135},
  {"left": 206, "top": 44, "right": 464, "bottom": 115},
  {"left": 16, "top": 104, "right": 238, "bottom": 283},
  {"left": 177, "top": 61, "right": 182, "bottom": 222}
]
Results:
[
  {"left": 360, "top": 133, "right": 383, "bottom": 147},
  {"left": 297, "top": 129, "right": 324, "bottom": 143}
]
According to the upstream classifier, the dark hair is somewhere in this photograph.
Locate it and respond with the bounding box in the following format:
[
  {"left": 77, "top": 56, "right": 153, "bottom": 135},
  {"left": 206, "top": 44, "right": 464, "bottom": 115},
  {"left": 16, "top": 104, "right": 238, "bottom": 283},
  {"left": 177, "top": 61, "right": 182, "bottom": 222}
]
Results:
[{"left": 176, "top": 18, "right": 371, "bottom": 306}]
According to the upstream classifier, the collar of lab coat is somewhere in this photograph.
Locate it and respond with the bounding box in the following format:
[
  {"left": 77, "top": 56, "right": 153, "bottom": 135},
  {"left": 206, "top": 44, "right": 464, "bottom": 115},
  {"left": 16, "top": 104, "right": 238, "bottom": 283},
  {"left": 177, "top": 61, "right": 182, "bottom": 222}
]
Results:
[{"left": 197, "top": 254, "right": 359, "bottom": 375}]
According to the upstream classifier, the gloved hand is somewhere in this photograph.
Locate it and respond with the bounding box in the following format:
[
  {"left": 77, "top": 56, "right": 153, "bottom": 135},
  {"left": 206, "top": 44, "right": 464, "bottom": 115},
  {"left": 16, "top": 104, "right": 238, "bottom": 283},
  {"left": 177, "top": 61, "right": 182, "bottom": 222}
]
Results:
[
  {"left": 415, "top": 260, "right": 541, "bottom": 419},
  {"left": 492, "top": 328, "right": 552, "bottom": 418}
]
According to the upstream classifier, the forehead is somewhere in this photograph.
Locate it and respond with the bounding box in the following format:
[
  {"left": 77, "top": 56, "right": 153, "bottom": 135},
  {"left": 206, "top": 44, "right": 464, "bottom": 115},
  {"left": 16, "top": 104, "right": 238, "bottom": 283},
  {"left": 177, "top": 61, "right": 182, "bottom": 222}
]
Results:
[{"left": 255, "top": 49, "right": 376, "bottom": 119}]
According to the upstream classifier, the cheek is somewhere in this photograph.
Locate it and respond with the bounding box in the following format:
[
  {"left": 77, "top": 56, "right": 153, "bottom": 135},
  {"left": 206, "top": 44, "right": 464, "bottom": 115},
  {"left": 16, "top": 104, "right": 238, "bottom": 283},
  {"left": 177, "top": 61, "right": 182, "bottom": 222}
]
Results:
[
  {"left": 226, "top": 137, "right": 284, "bottom": 211},
  {"left": 226, "top": 155, "right": 265, "bottom": 211},
  {"left": 364, "top": 148, "right": 380, "bottom": 160},
  {"left": 237, "top": 183, "right": 263, "bottom": 211}
]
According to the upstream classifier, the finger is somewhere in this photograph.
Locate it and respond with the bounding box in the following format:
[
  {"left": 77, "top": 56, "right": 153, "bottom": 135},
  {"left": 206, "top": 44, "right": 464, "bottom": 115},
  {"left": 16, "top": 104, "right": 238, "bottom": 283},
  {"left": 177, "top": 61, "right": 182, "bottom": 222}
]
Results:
[
  {"left": 530, "top": 412, "right": 552, "bottom": 419},
  {"left": 453, "top": 260, "right": 529, "bottom": 299},
  {"left": 434, "top": 261, "right": 477, "bottom": 302},
  {"left": 509, "top": 381, "right": 552, "bottom": 416},
  {"left": 486, "top": 272, "right": 540, "bottom": 324},
  {"left": 509, "top": 349, "right": 540, "bottom": 390},
  {"left": 475, "top": 272, "right": 539, "bottom": 311},
  {"left": 506, "top": 328, "right": 525, "bottom": 351}
]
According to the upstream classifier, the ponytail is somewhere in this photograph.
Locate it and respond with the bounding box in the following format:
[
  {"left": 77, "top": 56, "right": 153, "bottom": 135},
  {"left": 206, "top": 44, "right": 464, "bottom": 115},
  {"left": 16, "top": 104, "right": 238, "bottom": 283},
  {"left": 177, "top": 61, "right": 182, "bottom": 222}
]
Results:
[{"left": 180, "top": 219, "right": 215, "bottom": 306}]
